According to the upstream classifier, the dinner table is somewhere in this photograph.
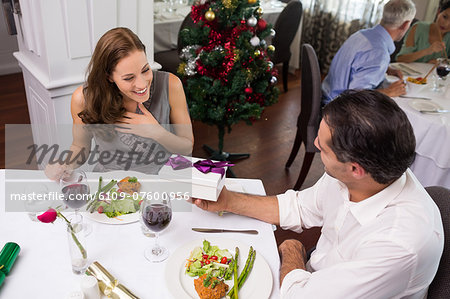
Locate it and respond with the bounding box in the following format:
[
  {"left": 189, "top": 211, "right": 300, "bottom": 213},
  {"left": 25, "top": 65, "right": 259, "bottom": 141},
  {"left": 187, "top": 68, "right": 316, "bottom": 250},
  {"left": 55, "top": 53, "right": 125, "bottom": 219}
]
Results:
[
  {"left": 0, "top": 169, "right": 281, "bottom": 298},
  {"left": 153, "top": 0, "right": 301, "bottom": 72},
  {"left": 390, "top": 62, "right": 450, "bottom": 189}
]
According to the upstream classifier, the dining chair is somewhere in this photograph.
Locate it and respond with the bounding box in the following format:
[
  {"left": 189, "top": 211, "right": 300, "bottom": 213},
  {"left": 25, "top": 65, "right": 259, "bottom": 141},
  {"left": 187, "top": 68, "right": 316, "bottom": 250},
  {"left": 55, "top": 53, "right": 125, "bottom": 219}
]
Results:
[
  {"left": 425, "top": 186, "right": 450, "bottom": 298},
  {"left": 285, "top": 43, "right": 322, "bottom": 190},
  {"left": 271, "top": 0, "right": 303, "bottom": 92},
  {"left": 154, "top": 13, "right": 195, "bottom": 74}
]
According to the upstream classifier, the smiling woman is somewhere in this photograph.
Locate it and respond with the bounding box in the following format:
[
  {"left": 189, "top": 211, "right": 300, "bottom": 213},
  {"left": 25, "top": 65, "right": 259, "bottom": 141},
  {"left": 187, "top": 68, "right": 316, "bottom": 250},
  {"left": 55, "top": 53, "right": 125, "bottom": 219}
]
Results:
[{"left": 44, "top": 27, "right": 194, "bottom": 180}]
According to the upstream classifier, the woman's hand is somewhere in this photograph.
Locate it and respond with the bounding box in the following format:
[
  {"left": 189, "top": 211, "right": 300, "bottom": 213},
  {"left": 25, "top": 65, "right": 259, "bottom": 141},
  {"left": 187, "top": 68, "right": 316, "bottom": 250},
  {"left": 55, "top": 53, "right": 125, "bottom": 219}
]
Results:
[
  {"left": 115, "top": 103, "right": 164, "bottom": 139},
  {"left": 44, "top": 163, "right": 72, "bottom": 181},
  {"left": 427, "top": 41, "right": 446, "bottom": 55}
]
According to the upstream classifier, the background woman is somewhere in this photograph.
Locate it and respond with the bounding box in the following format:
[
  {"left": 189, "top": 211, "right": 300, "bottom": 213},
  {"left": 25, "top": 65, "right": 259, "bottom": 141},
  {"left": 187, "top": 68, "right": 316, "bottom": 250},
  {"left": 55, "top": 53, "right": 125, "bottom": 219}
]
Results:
[
  {"left": 396, "top": 1, "right": 450, "bottom": 63},
  {"left": 46, "top": 27, "right": 193, "bottom": 179}
]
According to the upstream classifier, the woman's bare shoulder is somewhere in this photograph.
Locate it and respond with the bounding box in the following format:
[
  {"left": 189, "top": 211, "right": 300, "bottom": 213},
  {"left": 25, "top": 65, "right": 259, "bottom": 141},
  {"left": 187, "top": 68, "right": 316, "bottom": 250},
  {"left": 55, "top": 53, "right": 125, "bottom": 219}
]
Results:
[
  {"left": 404, "top": 23, "right": 418, "bottom": 47},
  {"left": 167, "top": 72, "right": 182, "bottom": 89},
  {"left": 71, "top": 85, "right": 86, "bottom": 119}
]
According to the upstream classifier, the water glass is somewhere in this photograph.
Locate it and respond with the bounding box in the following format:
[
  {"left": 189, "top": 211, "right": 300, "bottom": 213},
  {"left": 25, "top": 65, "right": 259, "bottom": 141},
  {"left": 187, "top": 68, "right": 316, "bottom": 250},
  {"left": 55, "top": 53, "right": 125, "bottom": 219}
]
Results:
[{"left": 67, "top": 214, "right": 89, "bottom": 274}]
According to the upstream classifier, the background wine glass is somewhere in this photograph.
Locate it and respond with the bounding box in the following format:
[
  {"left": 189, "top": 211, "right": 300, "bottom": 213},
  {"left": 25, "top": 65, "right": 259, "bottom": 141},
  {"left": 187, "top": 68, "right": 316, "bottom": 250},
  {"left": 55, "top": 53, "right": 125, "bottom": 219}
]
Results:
[
  {"left": 432, "top": 58, "right": 450, "bottom": 92},
  {"left": 140, "top": 196, "right": 172, "bottom": 262},
  {"left": 60, "top": 170, "right": 90, "bottom": 217}
]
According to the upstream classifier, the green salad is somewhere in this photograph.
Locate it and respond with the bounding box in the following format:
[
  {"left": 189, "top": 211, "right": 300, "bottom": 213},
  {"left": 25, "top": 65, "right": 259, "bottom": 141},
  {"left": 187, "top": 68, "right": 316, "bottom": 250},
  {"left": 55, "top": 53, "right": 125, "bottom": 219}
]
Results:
[
  {"left": 86, "top": 177, "right": 142, "bottom": 218},
  {"left": 186, "top": 240, "right": 234, "bottom": 280}
]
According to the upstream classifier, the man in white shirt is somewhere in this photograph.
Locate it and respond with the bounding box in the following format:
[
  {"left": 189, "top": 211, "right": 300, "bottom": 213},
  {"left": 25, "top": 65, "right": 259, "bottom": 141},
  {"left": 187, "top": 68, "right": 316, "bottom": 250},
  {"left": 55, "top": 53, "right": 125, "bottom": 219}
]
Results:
[{"left": 193, "top": 90, "right": 444, "bottom": 298}]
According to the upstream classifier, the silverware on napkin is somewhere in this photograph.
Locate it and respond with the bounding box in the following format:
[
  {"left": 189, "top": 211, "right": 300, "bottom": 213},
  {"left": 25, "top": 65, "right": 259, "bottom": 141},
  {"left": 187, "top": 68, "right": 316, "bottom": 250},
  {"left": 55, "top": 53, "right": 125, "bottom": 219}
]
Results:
[
  {"left": 398, "top": 63, "right": 422, "bottom": 75},
  {"left": 192, "top": 228, "right": 259, "bottom": 234},
  {"left": 419, "top": 109, "right": 450, "bottom": 114},
  {"left": 399, "top": 95, "right": 431, "bottom": 101}
]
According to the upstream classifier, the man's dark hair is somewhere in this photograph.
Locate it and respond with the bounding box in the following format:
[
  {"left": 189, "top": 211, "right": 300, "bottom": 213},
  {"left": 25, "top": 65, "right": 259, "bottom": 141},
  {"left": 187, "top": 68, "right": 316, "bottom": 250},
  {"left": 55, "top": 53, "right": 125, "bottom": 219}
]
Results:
[{"left": 322, "top": 90, "right": 416, "bottom": 184}]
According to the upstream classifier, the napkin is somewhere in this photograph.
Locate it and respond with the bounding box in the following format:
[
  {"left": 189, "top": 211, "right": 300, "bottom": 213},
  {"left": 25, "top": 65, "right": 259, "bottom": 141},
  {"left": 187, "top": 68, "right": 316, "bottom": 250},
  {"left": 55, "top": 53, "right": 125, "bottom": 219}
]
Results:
[
  {"left": 86, "top": 261, "right": 139, "bottom": 299},
  {"left": 0, "top": 242, "right": 20, "bottom": 287},
  {"left": 0, "top": 242, "right": 20, "bottom": 275}
]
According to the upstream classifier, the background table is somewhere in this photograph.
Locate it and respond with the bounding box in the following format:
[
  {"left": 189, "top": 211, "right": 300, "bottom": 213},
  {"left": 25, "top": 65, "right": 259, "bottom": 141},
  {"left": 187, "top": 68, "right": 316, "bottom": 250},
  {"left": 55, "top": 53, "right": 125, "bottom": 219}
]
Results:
[
  {"left": 391, "top": 62, "right": 450, "bottom": 188},
  {"left": 0, "top": 169, "right": 280, "bottom": 298}
]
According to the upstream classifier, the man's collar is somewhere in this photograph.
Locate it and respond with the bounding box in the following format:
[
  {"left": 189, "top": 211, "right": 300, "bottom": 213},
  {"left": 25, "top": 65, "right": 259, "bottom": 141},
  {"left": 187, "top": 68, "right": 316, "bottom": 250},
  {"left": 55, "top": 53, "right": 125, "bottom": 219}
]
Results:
[
  {"left": 374, "top": 24, "right": 396, "bottom": 54},
  {"left": 348, "top": 173, "right": 406, "bottom": 226}
]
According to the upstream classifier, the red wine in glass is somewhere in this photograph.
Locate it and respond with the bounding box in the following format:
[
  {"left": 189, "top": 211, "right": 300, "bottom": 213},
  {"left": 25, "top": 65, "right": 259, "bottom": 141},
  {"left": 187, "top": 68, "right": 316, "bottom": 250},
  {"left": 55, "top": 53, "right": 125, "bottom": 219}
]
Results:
[
  {"left": 142, "top": 203, "right": 172, "bottom": 232},
  {"left": 141, "top": 198, "right": 172, "bottom": 262},
  {"left": 437, "top": 66, "right": 450, "bottom": 78},
  {"left": 62, "top": 183, "right": 90, "bottom": 209}
]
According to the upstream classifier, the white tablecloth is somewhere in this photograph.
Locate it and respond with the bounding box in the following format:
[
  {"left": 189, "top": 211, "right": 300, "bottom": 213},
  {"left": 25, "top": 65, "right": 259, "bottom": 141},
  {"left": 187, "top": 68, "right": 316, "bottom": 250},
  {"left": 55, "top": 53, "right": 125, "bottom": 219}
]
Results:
[
  {"left": 391, "top": 62, "right": 450, "bottom": 188},
  {"left": 153, "top": 1, "right": 301, "bottom": 72},
  {"left": 0, "top": 170, "right": 280, "bottom": 298}
]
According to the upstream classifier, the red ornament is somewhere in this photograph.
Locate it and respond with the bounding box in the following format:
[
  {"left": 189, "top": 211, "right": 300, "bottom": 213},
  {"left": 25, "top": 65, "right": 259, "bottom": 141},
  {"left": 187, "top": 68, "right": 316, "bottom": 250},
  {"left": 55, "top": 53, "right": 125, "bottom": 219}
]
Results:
[
  {"left": 245, "top": 86, "right": 253, "bottom": 94},
  {"left": 257, "top": 19, "right": 267, "bottom": 31}
]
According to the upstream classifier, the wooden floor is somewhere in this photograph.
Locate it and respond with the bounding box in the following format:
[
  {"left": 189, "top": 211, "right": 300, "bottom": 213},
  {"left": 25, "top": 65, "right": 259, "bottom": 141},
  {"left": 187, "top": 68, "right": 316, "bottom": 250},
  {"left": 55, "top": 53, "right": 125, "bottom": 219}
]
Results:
[{"left": 0, "top": 69, "right": 322, "bottom": 250}]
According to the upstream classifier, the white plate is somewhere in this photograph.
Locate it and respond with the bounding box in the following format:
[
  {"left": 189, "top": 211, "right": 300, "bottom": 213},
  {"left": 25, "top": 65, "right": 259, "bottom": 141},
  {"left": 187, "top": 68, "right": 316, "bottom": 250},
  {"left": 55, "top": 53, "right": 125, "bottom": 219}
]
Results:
[
  {"left": 84, "top": 171, "right": 146, "bottom": 225},
  {"left": 165, "top": 238, "right": 273, "bottom": 299},
  {"left": 83, "top": 210, "right": 139, "bottom": 224},
  {"left": 408, "top": 99, "right": 443, "bottom": 112}
]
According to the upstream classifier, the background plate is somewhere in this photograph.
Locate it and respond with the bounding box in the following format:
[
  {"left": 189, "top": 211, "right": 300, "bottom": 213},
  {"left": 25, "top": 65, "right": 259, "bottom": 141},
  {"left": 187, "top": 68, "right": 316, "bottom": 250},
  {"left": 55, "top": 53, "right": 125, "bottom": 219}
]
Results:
[{"left": 408, "top": 99, "right": 443, "bottom": 112}]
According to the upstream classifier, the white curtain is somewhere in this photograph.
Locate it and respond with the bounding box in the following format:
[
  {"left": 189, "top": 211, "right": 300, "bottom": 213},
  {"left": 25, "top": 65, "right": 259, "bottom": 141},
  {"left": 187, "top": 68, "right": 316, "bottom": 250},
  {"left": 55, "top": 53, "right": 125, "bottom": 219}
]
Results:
[{"left": 301, "top": 0, "right": 389, "bottom": 73}]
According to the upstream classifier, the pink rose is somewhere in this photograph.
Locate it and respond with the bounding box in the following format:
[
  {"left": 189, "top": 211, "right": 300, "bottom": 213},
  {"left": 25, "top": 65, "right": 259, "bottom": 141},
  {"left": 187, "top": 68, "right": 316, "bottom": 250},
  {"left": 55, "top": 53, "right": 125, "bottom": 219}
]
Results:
[{"left": 37, "top": 209, "right": 58, "bottom": 223}]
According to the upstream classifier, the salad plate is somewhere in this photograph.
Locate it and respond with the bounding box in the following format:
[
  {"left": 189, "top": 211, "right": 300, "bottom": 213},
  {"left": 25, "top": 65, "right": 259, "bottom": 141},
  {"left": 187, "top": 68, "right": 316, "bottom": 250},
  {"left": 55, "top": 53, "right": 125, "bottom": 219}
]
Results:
[
  {"left": 165, "top": 238, "right": 273, "bottom": 299},
  {"left": 84, "top": 171, "right": 148, "bottom": 225}
]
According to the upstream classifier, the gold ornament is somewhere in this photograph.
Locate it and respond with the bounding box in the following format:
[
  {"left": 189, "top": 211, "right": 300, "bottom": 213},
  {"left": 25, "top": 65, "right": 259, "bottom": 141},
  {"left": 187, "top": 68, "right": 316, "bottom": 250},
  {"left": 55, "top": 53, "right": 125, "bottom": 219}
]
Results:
[
  {"left": 177, "top": 62, "right": 187, "bottom": 76},
  {"left": 256, "top": 7, "right": 263, "bottom": 16},
  {"left": 267, "top": 45, "right": 275, "bottom": 52},
  {"left": 222, "top": 0, "right": 232, "bottom": 9},
  {"left": 205, "top": 8, "right": 215, "bottom": 21},
  {"left": 248, "top": 0, "right": 257, "bottom": 4},
  {"left": 254, "top": 50, "right": 261, "bottom": 56}
]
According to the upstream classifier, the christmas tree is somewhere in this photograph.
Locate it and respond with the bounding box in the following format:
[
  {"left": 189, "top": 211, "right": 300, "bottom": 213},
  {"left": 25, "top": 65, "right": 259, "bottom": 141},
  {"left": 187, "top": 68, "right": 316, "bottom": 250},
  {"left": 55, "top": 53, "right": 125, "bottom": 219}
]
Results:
[{"left": 178, "top": 0, "right": 280, "bottom": 158}]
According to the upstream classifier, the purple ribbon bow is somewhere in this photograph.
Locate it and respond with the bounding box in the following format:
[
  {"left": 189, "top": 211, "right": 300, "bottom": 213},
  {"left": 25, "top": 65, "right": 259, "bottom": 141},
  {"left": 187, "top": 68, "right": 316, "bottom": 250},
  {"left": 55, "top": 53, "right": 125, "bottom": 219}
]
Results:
[
  {"left": 165, "top": 155, "right": 192, "bottom": 170},
  {"left": 165, "top": 155, "right": 233, "bottom": 178},
  {"left": 193, "top": 160, "right": 234, "bottom": 178}
]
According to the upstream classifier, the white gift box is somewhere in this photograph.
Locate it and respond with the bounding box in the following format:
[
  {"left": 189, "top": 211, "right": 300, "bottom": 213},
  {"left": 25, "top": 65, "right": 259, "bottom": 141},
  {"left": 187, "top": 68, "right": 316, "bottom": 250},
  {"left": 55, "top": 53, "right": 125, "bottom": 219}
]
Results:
[{"left": 158, "top": 156, "right": 228, "bottom": 201}]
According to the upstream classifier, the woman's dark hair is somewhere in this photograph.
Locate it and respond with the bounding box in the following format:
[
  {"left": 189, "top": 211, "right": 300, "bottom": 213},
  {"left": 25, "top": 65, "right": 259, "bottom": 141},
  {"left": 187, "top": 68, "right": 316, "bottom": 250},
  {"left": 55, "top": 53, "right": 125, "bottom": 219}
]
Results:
[
  {"left": 440, "top": 0, "right": 450, "bottom": 12},
  {"left": 323, "top": 90, "right": 416, "bottom": 184},
  {"left": 78, "top": 27, "right": 146, "bottom": 124}
]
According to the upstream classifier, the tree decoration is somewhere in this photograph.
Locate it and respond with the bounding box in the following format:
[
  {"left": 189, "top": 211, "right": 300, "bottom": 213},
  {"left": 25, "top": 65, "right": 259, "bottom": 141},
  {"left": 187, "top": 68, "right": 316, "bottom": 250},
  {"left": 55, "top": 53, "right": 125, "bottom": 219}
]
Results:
[
  {"left": 257, "top": 18, "right": 267, "bottom": 31},
  {"left": 250, "top": 36, "right": 260, "bottom": 47},
  {"left": 267, "top": 45, "right": 275, "bottom": 53},
  {"left": 247, "top": 16, "right": 257, "bottom": 27},
  {"left": 270, "top": 76, "right": 278, "bottom": 84},
  {"left": 256, "top": 7, "right": 263, "bottom": 16},
  {"left": 270, "top": 28, "right": 276, "bottom": 37},
  {"left": 205, "top": 8, "right": 216, "bottom": 21},
  {"left": 178, "top": 0, "right": 279, "bottom": 157}
]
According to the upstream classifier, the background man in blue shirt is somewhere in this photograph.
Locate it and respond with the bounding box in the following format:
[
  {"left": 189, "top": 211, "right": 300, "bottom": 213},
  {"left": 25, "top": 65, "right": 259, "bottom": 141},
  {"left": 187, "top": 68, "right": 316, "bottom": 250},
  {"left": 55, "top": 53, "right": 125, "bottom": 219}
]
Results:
[{"left": 322, "top": 0, "right": 416, "bottom": 104}]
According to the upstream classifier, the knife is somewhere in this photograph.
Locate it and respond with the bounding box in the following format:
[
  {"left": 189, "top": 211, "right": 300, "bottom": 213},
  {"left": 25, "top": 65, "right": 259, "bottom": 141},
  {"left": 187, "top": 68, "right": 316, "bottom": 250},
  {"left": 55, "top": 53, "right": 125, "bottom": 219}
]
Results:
[
  {"left": 192, "top": 228, "right": 259, "bottom": 235},
  {"left": 399, "top": 95, "right": 431, "bottom": 100}
]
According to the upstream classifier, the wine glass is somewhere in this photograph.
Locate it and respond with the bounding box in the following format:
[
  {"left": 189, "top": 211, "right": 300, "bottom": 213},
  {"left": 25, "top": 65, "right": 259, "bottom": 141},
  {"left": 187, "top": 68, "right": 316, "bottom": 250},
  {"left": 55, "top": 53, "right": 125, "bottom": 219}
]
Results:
[
  {"left": 432, "top": 58, "right": 450, "bottom": 92},
  {"left": 140, "top": 196, "right": 172, "bottom": 262},
  {"left": 60, "top": 170, "right": 90, "bottom": 217}
]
